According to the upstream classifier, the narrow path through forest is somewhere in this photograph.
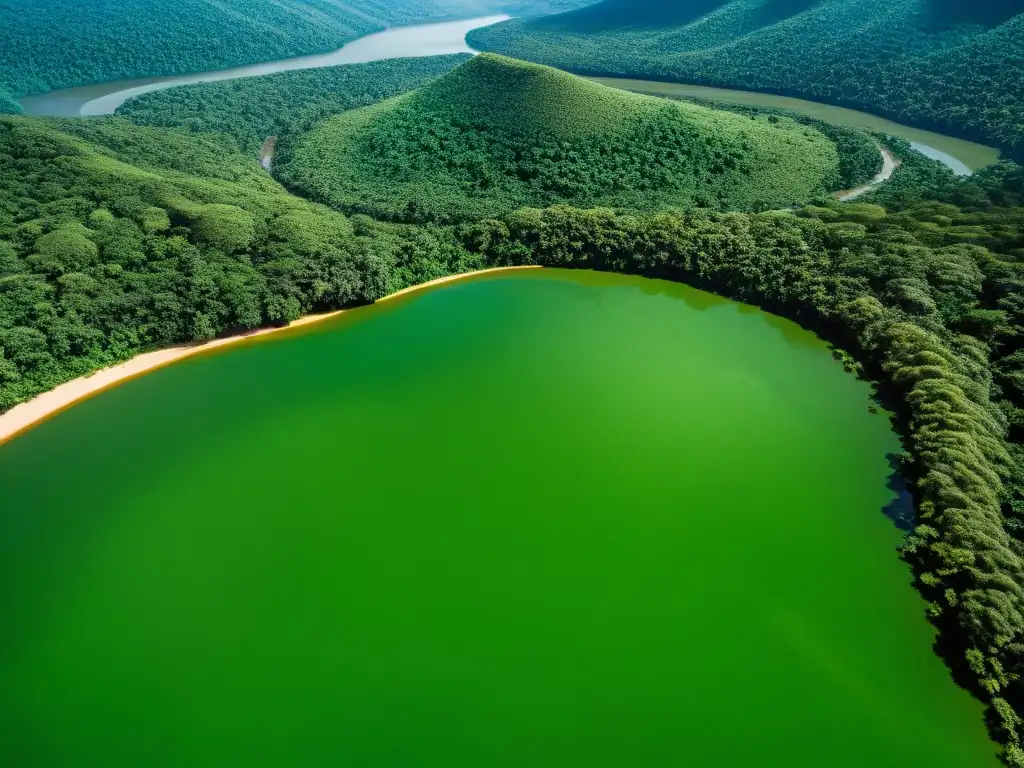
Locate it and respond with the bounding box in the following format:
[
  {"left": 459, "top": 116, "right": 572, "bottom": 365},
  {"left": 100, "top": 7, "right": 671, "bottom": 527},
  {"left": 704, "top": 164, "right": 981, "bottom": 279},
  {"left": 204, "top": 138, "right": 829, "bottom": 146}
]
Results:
[
  {"left": 260, "top": 136, "right": 276, "bottom": 171},
  {"left": 836, "top": 143, "right": 898, "bottom": 201}
]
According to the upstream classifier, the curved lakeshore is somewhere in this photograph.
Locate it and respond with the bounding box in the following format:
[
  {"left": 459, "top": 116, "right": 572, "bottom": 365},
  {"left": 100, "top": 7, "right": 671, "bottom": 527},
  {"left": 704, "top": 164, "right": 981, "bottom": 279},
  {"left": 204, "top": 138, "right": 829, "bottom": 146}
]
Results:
[
  {"left": 0, "top": 267, "right": 1001, "bottom": 767},
  {"left": 0, "top": 266, "right": 540, "bottom": 449}
]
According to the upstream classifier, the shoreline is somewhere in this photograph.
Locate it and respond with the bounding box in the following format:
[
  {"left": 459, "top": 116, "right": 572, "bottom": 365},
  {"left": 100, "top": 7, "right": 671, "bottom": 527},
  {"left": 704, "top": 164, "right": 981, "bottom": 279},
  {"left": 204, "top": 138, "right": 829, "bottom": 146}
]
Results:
[{"left": 0, "top": 265, "right": 539, "bottom": 449}]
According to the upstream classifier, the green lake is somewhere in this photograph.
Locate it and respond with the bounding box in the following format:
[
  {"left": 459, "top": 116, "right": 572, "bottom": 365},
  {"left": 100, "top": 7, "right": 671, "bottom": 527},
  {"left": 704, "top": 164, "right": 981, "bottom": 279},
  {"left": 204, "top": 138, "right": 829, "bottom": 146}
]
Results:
[{"left": 0, "top": 269, "right": 1000, "bottom": 766}]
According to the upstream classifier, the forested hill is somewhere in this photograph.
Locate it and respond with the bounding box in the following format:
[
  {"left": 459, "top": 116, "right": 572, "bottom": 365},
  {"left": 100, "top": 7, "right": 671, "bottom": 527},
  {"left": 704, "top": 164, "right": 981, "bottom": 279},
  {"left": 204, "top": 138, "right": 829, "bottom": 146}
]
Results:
[
  {"left": 467, "top": 0, "right": 1024, "bottom": 155},
  {"left": 0, "top": 0, "right": 592, "bottom": 100},
  {"left": 278, "top": 54, "right": 841, "bottom": 221}
]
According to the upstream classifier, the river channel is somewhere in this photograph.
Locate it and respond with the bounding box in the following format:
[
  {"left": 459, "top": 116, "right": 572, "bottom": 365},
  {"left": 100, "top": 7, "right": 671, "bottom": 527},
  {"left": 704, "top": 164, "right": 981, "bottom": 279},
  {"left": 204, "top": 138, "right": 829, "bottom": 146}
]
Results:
[{"left": 17, "top": 15, "right": 999, "bottom": 174}]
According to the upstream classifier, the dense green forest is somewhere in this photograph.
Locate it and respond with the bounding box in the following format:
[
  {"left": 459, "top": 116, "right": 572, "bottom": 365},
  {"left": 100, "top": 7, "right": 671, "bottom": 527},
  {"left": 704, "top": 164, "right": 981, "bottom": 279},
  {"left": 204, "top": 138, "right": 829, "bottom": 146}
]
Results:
[
  {"left": 467, "top": 0, "right": 1024, "bottom": 155},
  {"left": 0, "top": 90, "right": 22, "bottom": 117},
  {"left": 116, "top": 56, "right": 471, "bottom": 155},
  {"left": 625, "top": 93, "right": 886, "bottom": 191},
  {"left": 0, "top": 0, "right": 590, "bottom": 100},
  {"left": 277, "top": 55, "right": 841, "bottom": 221},
  {"left": 0, "top": 115, "right": 480, "bottom": 409}
]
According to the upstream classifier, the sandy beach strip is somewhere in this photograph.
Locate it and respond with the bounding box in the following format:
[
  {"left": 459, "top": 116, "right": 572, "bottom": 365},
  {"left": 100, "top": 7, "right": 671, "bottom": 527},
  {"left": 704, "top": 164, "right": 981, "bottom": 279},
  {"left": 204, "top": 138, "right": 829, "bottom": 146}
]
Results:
[{"left": 0, "top": 265, "right": 540, "bottom": 448}]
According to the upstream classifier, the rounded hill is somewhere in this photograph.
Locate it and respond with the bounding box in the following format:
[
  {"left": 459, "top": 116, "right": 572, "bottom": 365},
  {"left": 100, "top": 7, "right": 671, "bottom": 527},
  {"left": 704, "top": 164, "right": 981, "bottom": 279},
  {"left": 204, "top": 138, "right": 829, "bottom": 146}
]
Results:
[{"left": 279, "top": 54, "right": 841, "bottom": 222}]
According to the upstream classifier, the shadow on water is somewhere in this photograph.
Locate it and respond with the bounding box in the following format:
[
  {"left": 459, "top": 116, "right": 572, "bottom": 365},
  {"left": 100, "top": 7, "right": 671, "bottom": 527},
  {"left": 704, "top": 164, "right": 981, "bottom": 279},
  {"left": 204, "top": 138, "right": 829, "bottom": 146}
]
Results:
[{"left": 882, "top": 452, "right": 916, "bottom": 532}]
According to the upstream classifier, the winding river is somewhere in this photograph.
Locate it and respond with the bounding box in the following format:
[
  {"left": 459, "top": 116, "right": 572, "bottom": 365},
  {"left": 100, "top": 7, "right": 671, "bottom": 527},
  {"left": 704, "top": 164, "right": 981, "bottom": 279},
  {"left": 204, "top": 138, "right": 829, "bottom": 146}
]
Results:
[
  {"left": 17, "top": 16, "right": 999, "bottom": 174},
  {"left": 17, "top": 16, "right": 510, "bottom": 117},
  {"left": 0, "top": 269, "right": 1000, "bottom": 766}
]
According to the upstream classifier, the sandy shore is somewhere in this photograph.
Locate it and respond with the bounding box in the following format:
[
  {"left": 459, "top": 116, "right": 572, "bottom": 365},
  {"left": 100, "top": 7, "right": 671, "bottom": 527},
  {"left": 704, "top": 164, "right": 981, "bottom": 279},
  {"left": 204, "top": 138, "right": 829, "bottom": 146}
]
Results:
[{"left": 0, "top": 265, "right": 539, "bottom": 448}]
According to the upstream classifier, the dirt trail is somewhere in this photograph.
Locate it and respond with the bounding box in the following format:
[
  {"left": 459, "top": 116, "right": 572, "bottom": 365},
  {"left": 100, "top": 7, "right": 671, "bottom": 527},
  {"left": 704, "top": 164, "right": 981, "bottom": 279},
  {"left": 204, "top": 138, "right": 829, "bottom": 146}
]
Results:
[
  {"left": 836, "top": 144, "right": 900, "bottom": 201},
  {"left": 260, "top": 136, "right": 276, "bottom": 171}
]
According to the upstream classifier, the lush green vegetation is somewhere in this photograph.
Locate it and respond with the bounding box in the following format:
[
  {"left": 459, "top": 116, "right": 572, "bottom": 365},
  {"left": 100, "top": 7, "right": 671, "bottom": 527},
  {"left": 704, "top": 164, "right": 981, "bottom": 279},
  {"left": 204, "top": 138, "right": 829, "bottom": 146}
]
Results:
[
  {"left": 635, "top": 93, "right": 886, "bottom": 191},
  {"left": 278, "top": 54, "right": 841, "bottom": 222},
  {"left": 0, "top": 0, "right": 591, "bottom": 100},
  {"left": 0, "top": 115, "right": 482, "bottom": 409},
  {"left": 116, "top": 55, "right": 472, "bottom": 155},
  {"left": 467, "top": 0, "right": 1024, "bottom": 155},
  {"left": 0, "top": 89, "right": 22, "bottom": 116}
]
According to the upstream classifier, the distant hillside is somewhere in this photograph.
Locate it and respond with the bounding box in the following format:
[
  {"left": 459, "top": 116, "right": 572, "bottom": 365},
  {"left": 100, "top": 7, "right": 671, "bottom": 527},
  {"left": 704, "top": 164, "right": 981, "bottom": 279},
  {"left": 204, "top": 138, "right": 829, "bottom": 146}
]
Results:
[
  {"left": 468, "top": 0, "right": 1024, "bottom": 154},
  {"left": 0, "top": 0, "right": 593, "bottom": 100},
  {"left": 278, "top": 54, "right": 840, "bottom": 221}
]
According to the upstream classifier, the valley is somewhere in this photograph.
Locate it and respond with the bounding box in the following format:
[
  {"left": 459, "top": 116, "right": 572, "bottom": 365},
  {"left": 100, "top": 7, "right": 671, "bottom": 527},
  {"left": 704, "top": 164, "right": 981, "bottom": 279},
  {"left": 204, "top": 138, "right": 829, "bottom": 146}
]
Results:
[{"left": 1, "top": 2, "right": 1023, "bottom": 765}]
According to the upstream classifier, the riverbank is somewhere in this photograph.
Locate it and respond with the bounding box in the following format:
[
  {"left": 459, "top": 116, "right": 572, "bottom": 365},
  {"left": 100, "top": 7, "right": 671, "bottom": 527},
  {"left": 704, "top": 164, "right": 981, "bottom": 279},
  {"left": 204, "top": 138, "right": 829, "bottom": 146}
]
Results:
[
  {"left": 0, "top": 266, "right": 540, "bottom": 448},
  {"left": 17, "top": 16, "right": 509, "bottom": 117}
]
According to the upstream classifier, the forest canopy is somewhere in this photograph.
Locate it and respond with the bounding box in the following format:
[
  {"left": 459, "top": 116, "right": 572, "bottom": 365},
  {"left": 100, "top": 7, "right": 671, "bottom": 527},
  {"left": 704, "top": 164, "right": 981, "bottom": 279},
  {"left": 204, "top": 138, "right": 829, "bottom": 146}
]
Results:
[
  {"left": 468, "top": 0, "right": 1024, "bottom": 156},
  {"left": 0, "top": 115, "right": 481, "bottom": 409}
]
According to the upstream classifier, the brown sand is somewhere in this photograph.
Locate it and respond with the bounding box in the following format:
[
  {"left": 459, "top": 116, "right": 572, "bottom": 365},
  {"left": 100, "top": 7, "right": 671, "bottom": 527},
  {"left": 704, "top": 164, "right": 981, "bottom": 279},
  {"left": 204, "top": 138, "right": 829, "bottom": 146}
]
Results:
[{"left": 0, "top": 265, "right": 540, "bottom": 448}]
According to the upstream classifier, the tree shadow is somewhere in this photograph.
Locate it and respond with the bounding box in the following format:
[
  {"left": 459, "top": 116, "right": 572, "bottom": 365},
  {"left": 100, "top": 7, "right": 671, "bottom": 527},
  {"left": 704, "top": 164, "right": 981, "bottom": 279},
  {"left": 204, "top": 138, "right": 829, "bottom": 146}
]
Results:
[{"left": 882, "top": 452, "right": 916, "bottom": 532}]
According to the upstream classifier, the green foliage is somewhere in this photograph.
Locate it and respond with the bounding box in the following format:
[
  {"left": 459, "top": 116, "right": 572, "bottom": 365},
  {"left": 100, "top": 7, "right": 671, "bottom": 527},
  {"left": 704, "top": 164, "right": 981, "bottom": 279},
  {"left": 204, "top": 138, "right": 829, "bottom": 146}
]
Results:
[
  {"left": 0, "top": 0, "right": 593, "bottom": 99},
  {"left": 468, "top": 0, "right": 1024, "bottom": 155},
  {"left": 279, "top": 54, "right": 841, "bottom": 222},
  {"left": 0, "top": 88, "right": 22, "bottom": 116},
  {"left": 0, "top": 115, "right": 480, "bottom": 410},
  {"left": 642, "top": 94, "right": 885, "bottom": 190},
  {"left": 117, "top": 56, "right": 472, "bottom": 155}
]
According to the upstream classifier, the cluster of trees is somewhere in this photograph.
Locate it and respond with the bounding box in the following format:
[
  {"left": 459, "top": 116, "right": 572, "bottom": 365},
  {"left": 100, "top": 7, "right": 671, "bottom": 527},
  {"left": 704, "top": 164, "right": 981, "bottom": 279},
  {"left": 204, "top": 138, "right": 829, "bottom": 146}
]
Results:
[
  {"left": 457, "top": 163, "right": 1024, "bottom": 764},
  {"left": 467, "top": 0, "right": 1024, "bottom": 156},
  {"left": 0, "top": 0, "right": 592, "bottom": 100},
  {"left": 0, "top": 88, "right": 21, "bottom": 116},
  {"left": 277, "top": 55, "right": 841, "bottom": 222},
  {"left": 653, "top": 95, "right": 886, "bottom": 191},
  {"left": 116, "top": 56, "right": 472, "bottom": 155},
  {"left": 0, "top": 115, "right": 480, "bottom": 410}
]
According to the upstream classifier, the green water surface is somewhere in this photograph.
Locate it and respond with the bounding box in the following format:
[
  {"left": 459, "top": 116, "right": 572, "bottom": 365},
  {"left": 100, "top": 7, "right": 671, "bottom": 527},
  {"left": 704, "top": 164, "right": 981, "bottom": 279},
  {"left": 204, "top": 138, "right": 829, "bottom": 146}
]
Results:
[{"left": 0, "top": 269, "right": 999, "bottom": 766}]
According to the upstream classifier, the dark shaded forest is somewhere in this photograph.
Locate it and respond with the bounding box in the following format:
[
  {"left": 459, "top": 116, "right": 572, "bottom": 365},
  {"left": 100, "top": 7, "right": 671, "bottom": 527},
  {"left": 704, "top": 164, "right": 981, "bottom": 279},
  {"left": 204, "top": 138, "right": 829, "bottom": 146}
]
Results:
[
  {"left": 468, "top": 0, "right": 1024, "bottom": 155},
  {"left": 0, "top": 0, "right": 591, "bottom": 100},
  {"left": 0, "top": 89, "right": 21, "bottom": 117}
]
